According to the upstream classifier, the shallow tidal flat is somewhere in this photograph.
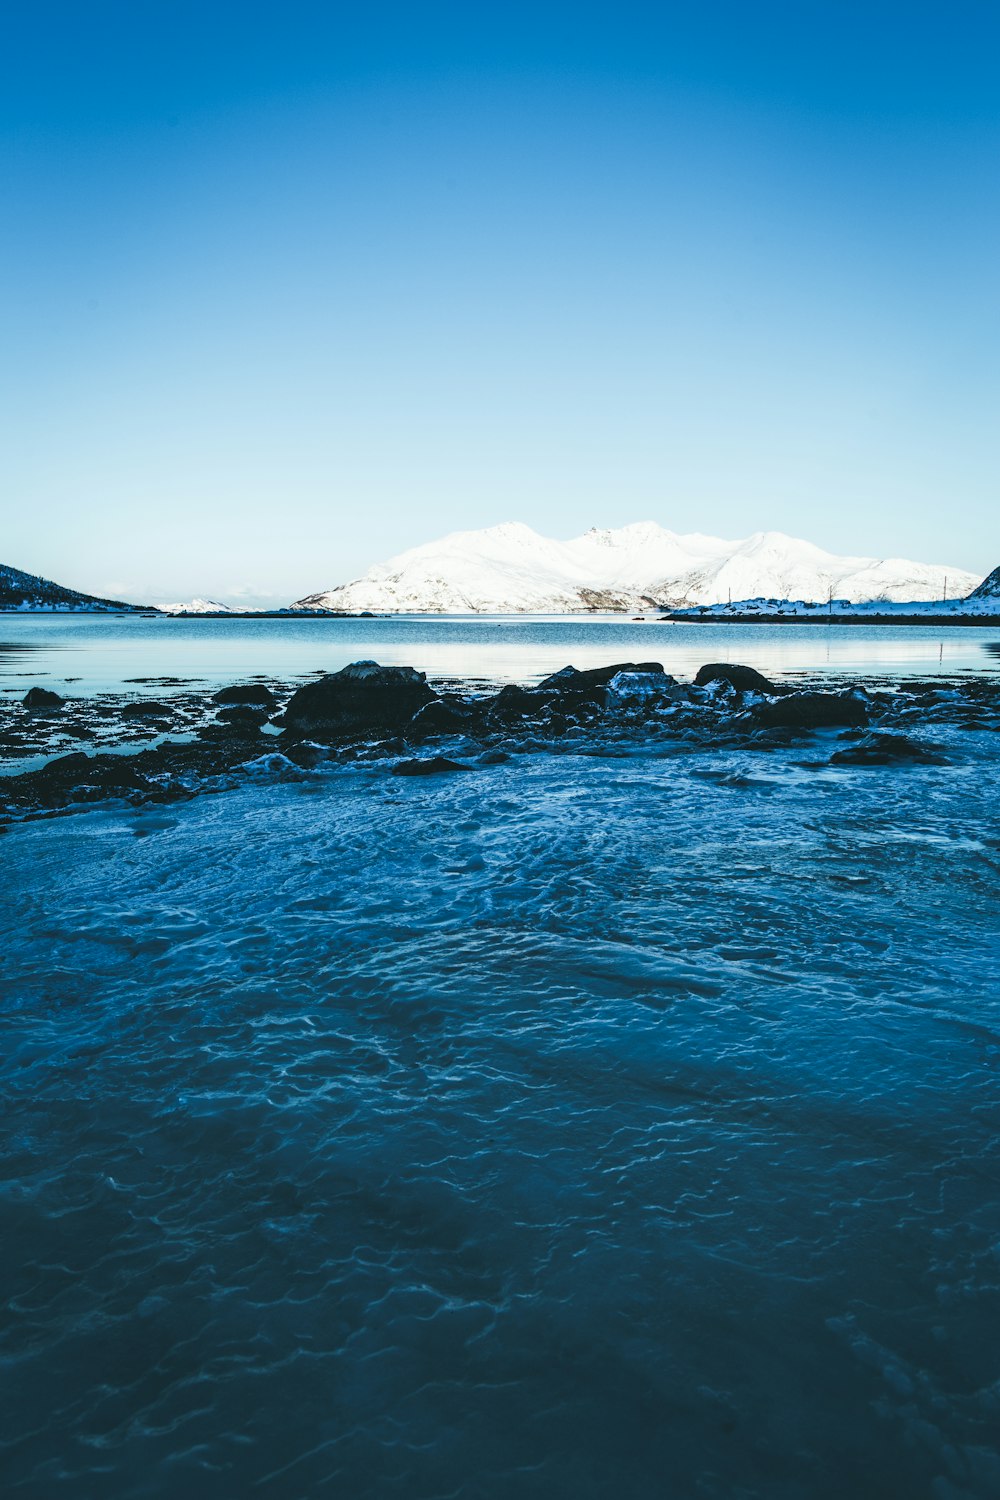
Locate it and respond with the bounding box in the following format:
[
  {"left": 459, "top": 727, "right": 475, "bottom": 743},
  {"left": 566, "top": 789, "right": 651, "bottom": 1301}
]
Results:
[{"left": 2, "top": 656, "right": 999, "bottom": 1498}]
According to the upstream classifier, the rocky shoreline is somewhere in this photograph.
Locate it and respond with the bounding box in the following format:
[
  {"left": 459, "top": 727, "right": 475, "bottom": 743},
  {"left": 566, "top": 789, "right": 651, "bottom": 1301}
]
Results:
[{"left": 3, "top": 658, "right": 998, "bottom": 821}]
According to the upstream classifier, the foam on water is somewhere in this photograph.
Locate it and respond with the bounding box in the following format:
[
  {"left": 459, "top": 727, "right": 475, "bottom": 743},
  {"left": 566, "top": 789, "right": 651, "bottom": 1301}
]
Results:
[{"left": 2, "top": 722, "right": 999, "bottom": 1497}]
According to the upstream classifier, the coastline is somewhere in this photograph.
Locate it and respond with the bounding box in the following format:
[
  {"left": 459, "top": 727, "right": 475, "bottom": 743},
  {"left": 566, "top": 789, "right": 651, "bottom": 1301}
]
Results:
[
  {"left": 661, "top": 611, "right": 1000, "bottom": 626},
  {"left": 4, "top": 655, "right": 999, "bottom": 821}
]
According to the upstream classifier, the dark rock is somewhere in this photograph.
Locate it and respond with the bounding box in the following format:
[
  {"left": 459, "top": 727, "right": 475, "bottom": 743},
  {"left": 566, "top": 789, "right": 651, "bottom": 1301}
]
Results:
[
  {"left": 212, "top": 684, "right": 277, "bottom": 709},
  {"left": 407, "top": 697, "right": 470, "bottom": 737},
  {"left": 283, "top": 740, "right": 328, "bottom": 768},
  {"left": 753, "top": 691, "right": 869, "bottom": 730},
  {"left": 829, "top": 733, "right": 949, "bottom": 767},
  {"left": 537, "top": 662, "right": 666, "bottom": 692},
  {"left": 603, "top": 669, "right": 679, "bottom": 706},
  {"left": 121, "top": 701, "right": 173, "bottom": 719},
  {"left": 284, "top": 661, "right": 434, "bottom": 737},
  {"left": 694, "top": 663, "right": 778, "bottom": 694},
  {"left": 486, "top": 685, "right": 553, "bottom": 725},
  {"left": 22, "top": 687, "right": 64, "bottom": 710},
  {"left": 392, "top": 756, "right": 472, "bottom": 777},
  {"left": 216, "top": 706, "right": 268, "bottom": 728},
  {"left": 478, "top": 749, "right": 510, "bottom": 765},
  {"left": 30, "top": 752, "right": 152, "bottom": 803}
]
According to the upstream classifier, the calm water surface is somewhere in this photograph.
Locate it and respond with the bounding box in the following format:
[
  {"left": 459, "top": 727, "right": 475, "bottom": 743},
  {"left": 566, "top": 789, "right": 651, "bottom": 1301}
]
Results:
[{"left": 1, "top": 613, "right": 999, "bottom": 694}]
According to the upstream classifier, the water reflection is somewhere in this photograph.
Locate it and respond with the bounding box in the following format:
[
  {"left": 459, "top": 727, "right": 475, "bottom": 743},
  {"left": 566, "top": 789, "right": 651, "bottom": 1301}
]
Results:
[{"left": 0, "top": 614, "right": 997, "bottom": 694}]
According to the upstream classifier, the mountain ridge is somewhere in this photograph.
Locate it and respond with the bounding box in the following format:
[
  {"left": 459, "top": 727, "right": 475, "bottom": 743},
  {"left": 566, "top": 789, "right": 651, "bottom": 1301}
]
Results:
[
  {"left": 294, "top": 522, "right": 983, "bottom": 614},
  {"left": 0, "top": 563, "right": 146, "bottom": 612}
]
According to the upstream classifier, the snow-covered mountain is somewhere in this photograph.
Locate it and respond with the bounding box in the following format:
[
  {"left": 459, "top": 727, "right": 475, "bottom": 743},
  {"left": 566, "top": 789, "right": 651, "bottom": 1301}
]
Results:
[
  {"left": 160, "top": 598, "right": 236, "bottom": 615},
  {"left": 0, "top": 563, "right": 144, "bottom": 612},
  {"left": 293, "top": 522, "right": 982, "bottom": 614}
]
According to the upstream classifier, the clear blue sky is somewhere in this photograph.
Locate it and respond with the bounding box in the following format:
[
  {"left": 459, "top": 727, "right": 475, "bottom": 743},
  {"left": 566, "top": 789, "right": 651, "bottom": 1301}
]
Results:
[{"left": 2, "top": 1, "right": 998, "bottom": 604}]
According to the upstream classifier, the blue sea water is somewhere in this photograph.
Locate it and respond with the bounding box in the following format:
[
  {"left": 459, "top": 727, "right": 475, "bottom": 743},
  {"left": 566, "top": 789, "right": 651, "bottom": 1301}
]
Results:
[
  {"left": 2, "top": 688, "right": 1000, "bottom": 1496},
  {"left": 1, "top": 612, "right": 999, "bottom": 696},
  {"left": 2, "top": 619, "right": 999, "bottom": 1494}
]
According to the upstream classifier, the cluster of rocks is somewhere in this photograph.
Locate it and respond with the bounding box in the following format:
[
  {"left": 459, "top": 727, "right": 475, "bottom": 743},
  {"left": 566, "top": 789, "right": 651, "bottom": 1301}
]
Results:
[{"left": 2, "top": 655, "right": 988, "bottom": 817}]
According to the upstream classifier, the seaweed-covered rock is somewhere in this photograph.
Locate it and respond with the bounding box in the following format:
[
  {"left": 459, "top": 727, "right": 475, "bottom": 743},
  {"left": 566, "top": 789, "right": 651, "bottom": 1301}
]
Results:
[
  {"left": 213, "top": 684, "right": 277, "bottom": 709},
  {"left": 283, "top": 661, "right": 434, "bottom": 736},
  {"left": 392, "top": 755, "right": 471, "bottom": 777},
  {"left": 829, "top": 733, "right": 949, "bottom": 766},
  {"left": 694, "top": 663, "right": 778, "bottom": 694},
  {"left": 753, "top": 691, "right": 869, "bottom": 730},
  {"left": 22, "top": 687, "right": 64, "bottom": 710}
]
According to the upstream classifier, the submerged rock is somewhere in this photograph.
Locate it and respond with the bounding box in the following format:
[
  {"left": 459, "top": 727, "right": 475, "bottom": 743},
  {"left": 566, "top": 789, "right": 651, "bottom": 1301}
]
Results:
[
  {"left": 392, "top": 755, "right": 471, "bottom": 777},
  {"left": 213, "top": 684, "right": 277, "bottom": 709},
  {"left": 694, "top": 663, "right": 778, "bottom": 694},
  {"left": 22, "top": 687, "right": 64, "bottom": 710},
  {"left": 283, "top": 661, "right": 434, "bottom": 736},
  {"left": 753, "top": 691, "right": 869, "bottom": 730},
  {"left": 829, "top": 733, "right": 950, "bottom": 766}
]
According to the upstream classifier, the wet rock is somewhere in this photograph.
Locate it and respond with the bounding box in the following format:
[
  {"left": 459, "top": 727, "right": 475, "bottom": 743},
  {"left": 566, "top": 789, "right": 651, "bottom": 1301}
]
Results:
[
  {"left": 22, "top": 687, "right": 64, "bottom": 710},
  {"left": 753, "top": 691, "right": 869, "bottom": 730},
  {"left": 282, "top": 740, "right": 328, "bottom": 768},
  {"left": 121, "top": 701, "right": 173, "bottom": 719},
  {"left": 829, "top": 733, "right": 950, "bottom": 766},
  {"left": 284, "top": 661, "right": 434, "bottom": 737},
  {"left": 407, "top": 697, "right": 470, "bottom": 738},
  {"left": 213, "top": 684, "right": 277, "bottom": 709},
  {"left": 392, "top": 755, "right": 472, "bottom": 777},
  {"left": 537, "top": 662, "right": 666, "bottom": 692},
  {"left": 486, "top": 685, "right": 554, "bottom": 725},
  {"left": 23, "top": 752, "right": 153, "bottom": 805},
  {"left": 215, "top": 706, "right": 268, "bottom": 728},
  {"left": 694, "top": 663, "right": 778, "bottom": 694},
  {"left": 604, "top": 670, "right": 679, "bottom": 709}
]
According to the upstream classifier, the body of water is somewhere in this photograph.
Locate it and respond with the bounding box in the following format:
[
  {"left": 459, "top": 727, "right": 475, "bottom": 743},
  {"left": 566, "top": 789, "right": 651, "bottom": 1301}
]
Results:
[
  {"left": 1, "top": 613, "right": 999, "bottom": 696},
  {"left": 2, "top": 719, "right": 999, "bottom": 1497},
  {"left": 2, "top": 614, "right": 999, "bottom": 1498}
]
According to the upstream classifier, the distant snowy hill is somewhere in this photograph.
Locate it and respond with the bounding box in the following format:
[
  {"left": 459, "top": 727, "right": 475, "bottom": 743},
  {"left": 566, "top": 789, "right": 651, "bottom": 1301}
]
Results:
[
  {"left": 160, "top": 598, "right": 236, "bottom": 615},
  {"left": 294, "top": 522, "right": 982, "bottom": 614},
  {"left": 0, "top": 563, "right": 144, "bottom": 612}
]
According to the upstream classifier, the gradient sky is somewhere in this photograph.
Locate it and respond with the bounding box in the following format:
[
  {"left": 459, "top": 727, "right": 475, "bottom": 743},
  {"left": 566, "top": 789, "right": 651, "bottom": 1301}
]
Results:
[{"left": 2, "top": 1, "right": 998, "bottom": 605}]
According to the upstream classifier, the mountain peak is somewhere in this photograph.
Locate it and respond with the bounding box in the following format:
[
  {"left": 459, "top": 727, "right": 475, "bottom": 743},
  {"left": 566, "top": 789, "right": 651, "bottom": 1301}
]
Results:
[{"left": 292, "top": 523, "right": 983, "bottom": 614}]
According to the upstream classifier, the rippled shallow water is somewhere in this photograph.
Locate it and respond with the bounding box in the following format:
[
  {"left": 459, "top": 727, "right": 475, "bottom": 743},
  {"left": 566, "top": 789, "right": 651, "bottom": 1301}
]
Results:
[
  {"left": 2, "top": 717, "right": 999, "bottom": 1497},
  {"left": 1, "top": 613, "right": 999, "bottom": 695}
]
